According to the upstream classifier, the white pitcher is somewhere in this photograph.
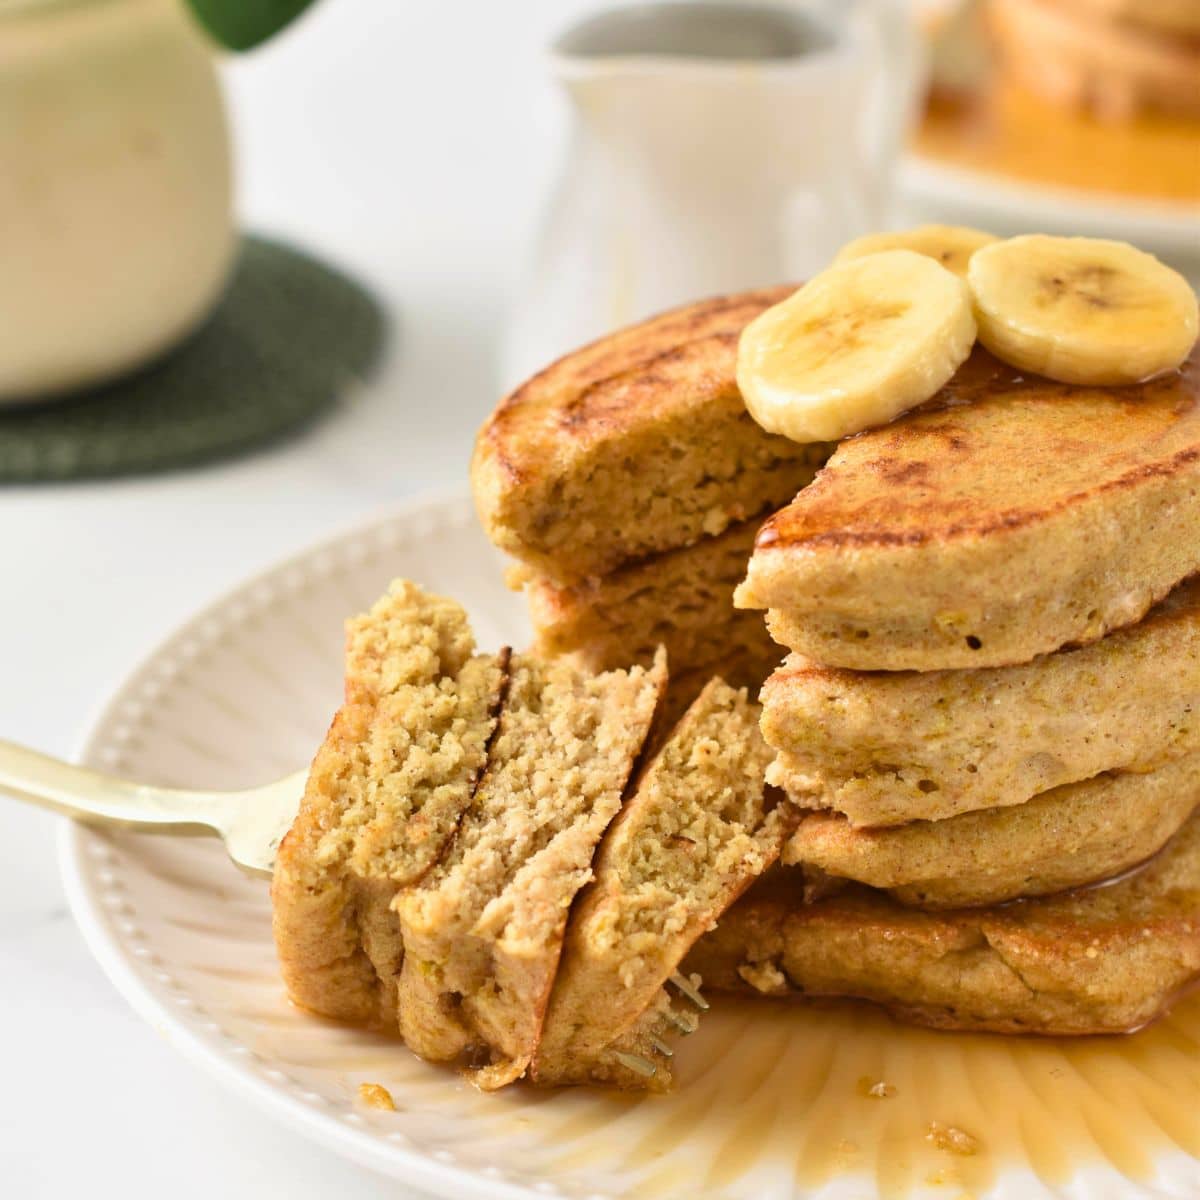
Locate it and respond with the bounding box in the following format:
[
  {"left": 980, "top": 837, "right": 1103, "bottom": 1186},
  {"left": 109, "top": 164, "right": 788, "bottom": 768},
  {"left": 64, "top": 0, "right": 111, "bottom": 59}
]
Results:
[{"left": 503, "top": 0, "right": 924, "bottom": 388}]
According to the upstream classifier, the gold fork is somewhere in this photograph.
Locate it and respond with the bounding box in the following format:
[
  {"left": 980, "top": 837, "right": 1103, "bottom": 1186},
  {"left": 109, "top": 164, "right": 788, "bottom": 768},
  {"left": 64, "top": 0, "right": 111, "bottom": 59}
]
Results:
[
  {"left": 2, "top": 738, "right": 709, "bottom": 1079},
  {"left": 0, "top": 738, "right": 305, "bottom": 878}
]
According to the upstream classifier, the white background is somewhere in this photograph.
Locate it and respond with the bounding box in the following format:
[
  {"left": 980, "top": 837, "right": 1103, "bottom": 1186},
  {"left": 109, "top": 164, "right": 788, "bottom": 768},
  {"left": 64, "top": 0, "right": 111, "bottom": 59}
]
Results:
[
  {"left": 3, "top": 0, "right": 1197, "bottom": 1196},
  {"left": 1, "top": 2, "right": 597, "bottom": 1196}
]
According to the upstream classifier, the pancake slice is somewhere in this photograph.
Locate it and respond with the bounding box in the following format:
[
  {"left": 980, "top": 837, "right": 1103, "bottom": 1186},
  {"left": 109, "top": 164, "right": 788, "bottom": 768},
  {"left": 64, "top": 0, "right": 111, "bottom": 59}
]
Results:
[
  {"left": 533, "top": 679, "right": 786, "bottom": 1090},
  {"left": 394, "top": 650, "right": 666, "bottom": 1089},
  {"left": 473, "top": 287, "right": 830, "bottom": 585},
  {"left": 787, "top": 753, "right": 1200, "bottom": 909},
  {"left": 272, "top": 581, "right": 508, "bottom": 1027},
  {"left": 762, "top": 575, "right": 1200, "bottom": 825},
  {"left": 737, "top": 345, "right": 1200, "bottom": 671},
  {"left": 686, "top": 810, "right": 1200, "bottom": 1036},
  {"left": 525, "top": 515, "right": 784, "bottom": 725}
]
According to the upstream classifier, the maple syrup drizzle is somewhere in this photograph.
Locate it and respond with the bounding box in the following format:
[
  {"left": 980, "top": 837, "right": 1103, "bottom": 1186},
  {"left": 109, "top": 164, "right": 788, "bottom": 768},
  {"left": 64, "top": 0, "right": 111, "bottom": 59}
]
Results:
[{"left": 511, "top": 991, "right": 1200, "bottom": 1197}]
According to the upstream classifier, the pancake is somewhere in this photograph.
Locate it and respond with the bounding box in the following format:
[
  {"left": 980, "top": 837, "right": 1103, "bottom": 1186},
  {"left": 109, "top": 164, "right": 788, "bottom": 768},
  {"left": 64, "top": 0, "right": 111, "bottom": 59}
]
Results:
[
  {"left": 473, "top": 288, "right": 830, "bottom": 585},
  {"left": 533, "top": 680, "right": 784, "bottom": 1090},
  {"left": 785, "top": 754, "right": 1200, "bottom": 909},
  {"left": 525, "top": 515, "right": 784, "bottom": 721},
  {"left": 762, "top": 575, "right": 1200, "bottom": 825},
  {"left": 989, "top": 0, "right": 1200, "bottom": 119},
  {"left": 1055, "top": 0, "right": 1200, "bottom": 37},
  {"left": 737, "top": 346, "right": 1200, "bottom": 671},
  {"left": 272, "top": 581, "right": 507, "bottom": 1027},
  {"left": 685, "top": 809, "right": 1200, "bottom": 1035},
  {"left": 394, "top": 650, "right": 665, "bottom": 1089}
]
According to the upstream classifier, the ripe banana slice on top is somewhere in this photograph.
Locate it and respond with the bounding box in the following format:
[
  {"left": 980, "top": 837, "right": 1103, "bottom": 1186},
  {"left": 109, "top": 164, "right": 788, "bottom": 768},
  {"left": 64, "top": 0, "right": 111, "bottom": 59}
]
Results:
[
  {"left": 968, "top": 235, "right": 1199, "bottom": 386},
  {"left": 737, "top": 250, "right": 977, "bottom": 444},
  {"left": 834, "top": 224, "right": 998, "bottom": 279}
]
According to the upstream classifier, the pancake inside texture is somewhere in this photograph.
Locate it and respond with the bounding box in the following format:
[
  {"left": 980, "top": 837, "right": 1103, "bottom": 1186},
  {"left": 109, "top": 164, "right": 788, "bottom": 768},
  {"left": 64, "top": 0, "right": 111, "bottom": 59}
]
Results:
[
  {"left": 534, "top": 679, "right": 786, "bottom": 1089},
  {"left": 274, "top": 583, "right": 688, "bottom": 1090},
  {"left": 394, "top": 649, "right": 666, "bottom": 1089},
  {"left": 271, "top": 581, "right": 508, "bottom": 1027},
  {"left": 472, "top": 287, "right": 830, "bottom": 585},
  {"left": 525, "top": 514, "right": 786, "bottom": 725},
  {"left": 739, "top": 346, "right": 1200, "bottom": 671}
]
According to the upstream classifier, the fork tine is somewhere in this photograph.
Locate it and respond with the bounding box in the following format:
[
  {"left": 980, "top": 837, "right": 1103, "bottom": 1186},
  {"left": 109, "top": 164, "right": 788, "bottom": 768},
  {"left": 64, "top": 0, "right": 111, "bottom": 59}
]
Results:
[
  {"left": 649, "top": 1035, "right": 674, "bottom": 1058},
  {"left": 669, "top": 971, "right": 709, "bottom": 1011},
  {"left": 663, "top": 1008, "right": 698, "bottom": 1035},
  {"left": 613, "top": 1050, "right": 658, "bottom": 1078}
]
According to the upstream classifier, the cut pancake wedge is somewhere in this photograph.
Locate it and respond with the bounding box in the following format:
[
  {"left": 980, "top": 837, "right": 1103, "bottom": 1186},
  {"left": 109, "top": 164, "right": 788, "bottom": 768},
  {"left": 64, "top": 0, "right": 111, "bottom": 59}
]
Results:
[
  {"left": 533, "top": 679, "right": 786, "bottom": 1090},
  {"left": 473, "top": 287, "right": 830, "bottom": 585},
  {"left": 787, "top": 754, "right": 1200, "bottom": 909},
  {"left": 394, "top": 650, "right": 667, "bottom": 1089},
  {"left": 687, "top": 810, "right": 1200, "bottom": 1036},
  {"left": 272, "top": 581, "right": 509, "bottom": 1028}
]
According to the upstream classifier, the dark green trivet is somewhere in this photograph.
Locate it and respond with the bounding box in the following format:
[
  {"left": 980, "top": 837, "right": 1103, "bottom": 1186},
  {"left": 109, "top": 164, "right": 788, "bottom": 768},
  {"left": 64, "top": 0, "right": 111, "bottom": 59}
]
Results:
[{"left": 0, "top": 235, "right": 386, "bottom": 483}]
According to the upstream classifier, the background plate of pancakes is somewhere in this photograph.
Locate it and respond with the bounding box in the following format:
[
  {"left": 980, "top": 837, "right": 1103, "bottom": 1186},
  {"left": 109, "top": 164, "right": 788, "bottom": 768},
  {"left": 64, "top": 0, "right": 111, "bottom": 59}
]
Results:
[
  {"left": 898, "top": 156, "right": 1200, "bottom": 267},
  {"left": 903, "top": 0, "right": 1200, "bottom": 269},
  {"left": 59, "top": 493, "right": 1200, "bottom": 1200}
]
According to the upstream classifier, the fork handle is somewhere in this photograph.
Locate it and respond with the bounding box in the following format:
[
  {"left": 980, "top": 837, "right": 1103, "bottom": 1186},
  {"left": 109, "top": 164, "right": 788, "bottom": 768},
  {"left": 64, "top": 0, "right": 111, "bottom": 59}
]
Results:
[{"left": 0, "top": 738, "right": 221, "bottom": 835}]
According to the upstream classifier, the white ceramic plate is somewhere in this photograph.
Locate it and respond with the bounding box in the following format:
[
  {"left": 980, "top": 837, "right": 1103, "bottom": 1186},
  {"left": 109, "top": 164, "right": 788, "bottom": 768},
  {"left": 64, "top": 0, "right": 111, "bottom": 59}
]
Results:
[
  {"left": 60, "top": 493, "right": 1200, "bottom": 1200},
  {"left": 899, "top": 156, "right": 1200, "bottom": 269}
]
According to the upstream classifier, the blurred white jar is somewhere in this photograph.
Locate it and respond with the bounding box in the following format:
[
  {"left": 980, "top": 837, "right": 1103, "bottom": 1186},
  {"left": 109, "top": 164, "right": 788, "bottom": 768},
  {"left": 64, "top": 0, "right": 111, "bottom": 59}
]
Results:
[{"left": 0, "top": 0, "right": 234, "bottom": 404}]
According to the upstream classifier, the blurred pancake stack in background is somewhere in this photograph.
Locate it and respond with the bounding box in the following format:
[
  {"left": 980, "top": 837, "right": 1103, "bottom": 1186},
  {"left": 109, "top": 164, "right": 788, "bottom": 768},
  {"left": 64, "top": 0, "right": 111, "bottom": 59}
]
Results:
[
  {"left": 988, "top": 0, "right": 1200, "bottom": 119},
  {"left": 913, "top": 0, "right": 1200, "bottom": 210}
]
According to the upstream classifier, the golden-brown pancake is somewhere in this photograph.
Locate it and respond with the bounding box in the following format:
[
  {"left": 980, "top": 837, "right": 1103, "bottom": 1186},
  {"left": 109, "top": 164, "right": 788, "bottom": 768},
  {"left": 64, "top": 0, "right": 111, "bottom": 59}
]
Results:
[
  {"left": 785, "top": 753, "right": 1200, "bottom": 909},
  {"left": 472, "top": 288, "right": 830, "bottom": 585},
  {"left": 761, "top": 575, "right": 1200, "bottom": 825},
  {"left": 737, "top": 346, "right": 1200, "bottom": 671},
  {"left": 686, "top": 809, "right": 1200, "bottom": 1035}
]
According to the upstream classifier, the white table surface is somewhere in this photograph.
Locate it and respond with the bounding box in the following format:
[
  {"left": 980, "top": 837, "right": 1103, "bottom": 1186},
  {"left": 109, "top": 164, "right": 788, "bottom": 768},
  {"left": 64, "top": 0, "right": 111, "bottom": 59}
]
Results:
[{"left": 0, "top": 3, "right": 592, "bottom": 1196}]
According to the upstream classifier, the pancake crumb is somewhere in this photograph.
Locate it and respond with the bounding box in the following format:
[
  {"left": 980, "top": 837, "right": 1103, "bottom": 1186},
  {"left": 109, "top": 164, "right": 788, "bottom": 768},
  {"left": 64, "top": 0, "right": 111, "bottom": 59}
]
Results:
[
  {"left": 858, "top": 1077, "right": 897, "bottom": 1099},
  {"left": 358, "top": 1082, "right": 395, "bottom": 1111},
  {"left": 926, "top": 1122, "right": 981, "bottom": 1156},
  {"left": 737, "top": 959, "right": 789, "bottom": 996}
]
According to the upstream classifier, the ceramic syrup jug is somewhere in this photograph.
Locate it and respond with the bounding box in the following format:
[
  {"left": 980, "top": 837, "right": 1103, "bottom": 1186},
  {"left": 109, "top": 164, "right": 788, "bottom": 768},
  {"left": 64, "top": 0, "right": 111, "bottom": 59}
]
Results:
[{"left": 503, "top": 0, "right": 923, "bottom": 388}]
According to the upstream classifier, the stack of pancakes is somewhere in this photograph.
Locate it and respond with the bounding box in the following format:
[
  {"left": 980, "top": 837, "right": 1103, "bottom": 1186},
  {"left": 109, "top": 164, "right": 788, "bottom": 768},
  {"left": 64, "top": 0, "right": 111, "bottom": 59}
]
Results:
[
  {"left": 703, "top": 344, "right": 1200, "bottom": 1033},
  {"left": 472, "top": 289, "right": 830, "bottom": 717},
  {"left": 474, "top": 292, "right": 1200, "bottom": 1037},
  {"left": 987, "top": 0, "right": 1200, "bottom": 119}
]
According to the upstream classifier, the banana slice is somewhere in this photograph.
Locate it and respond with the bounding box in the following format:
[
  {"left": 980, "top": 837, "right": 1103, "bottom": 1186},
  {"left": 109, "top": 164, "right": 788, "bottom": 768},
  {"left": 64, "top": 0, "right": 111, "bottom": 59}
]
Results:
[
  {"left": 968, "top": 235, "right": 1199, "bottom": 385},
  {"left": 737, "top": 250, "right": 977, "bottom": 444},
  {"left": 834, "top": 224, "right": 998, "bottom": 279}
]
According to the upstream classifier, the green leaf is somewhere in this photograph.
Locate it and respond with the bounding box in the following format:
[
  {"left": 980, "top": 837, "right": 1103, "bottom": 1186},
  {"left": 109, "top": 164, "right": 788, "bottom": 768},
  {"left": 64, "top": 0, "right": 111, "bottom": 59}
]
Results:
[{"left": 183, "top": 0, "right": 320, "bottom": 51}]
